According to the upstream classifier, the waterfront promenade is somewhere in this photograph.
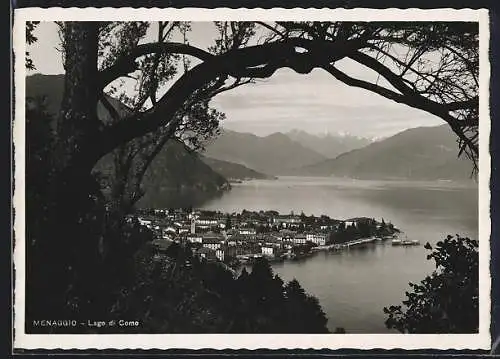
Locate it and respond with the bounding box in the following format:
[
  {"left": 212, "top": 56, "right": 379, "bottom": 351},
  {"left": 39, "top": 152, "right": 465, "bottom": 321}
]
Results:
[{"left": 314, "top": 236, "right": 379, "bottom": 252}]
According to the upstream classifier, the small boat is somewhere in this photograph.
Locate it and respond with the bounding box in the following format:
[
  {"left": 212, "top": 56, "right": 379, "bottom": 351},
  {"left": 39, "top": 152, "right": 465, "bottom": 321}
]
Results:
[
  {"left": 402, "top": 239, "right": 420, "bottom": 246},
  {"left": 391, "top": 238, "right": 402, "bottom": 246}
]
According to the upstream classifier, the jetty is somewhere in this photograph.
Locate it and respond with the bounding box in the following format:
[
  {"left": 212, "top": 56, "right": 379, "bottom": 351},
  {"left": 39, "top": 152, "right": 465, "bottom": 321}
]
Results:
[
  {"left": 313, "top": 236, "right": 377, "bottom": 252},
  {"left": 344, "top": 237, "right": 377, "bottom": 248}
]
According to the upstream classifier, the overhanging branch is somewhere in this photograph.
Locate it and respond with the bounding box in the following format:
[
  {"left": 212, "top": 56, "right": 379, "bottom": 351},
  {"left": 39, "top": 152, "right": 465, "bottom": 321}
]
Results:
[
  {"left": 93, "top": 37, "right": 368, "bottom": 160},
  {"left": 322, "top": 62, "right": 478, "bottom": 166},
  {"left": 99, "top": 42, "right": 214, "bottom": 89},
  {"left": 322, "top": 64, "right": 405, "bottom": 103},
  {"left": 99, "top": 37, "right": 369, "bottom": 89}
]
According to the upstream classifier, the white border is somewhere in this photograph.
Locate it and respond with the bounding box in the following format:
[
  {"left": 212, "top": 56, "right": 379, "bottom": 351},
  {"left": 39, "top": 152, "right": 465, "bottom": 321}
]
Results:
[{"left": 13, "top": 8, "right": 491, "bottom": 351}]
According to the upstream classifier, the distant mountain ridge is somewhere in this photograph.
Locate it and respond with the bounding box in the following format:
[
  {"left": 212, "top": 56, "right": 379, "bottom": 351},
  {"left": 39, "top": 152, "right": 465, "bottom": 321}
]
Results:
[
  {"left": 203, "top": 129, "right": 327, "bottom": 175},
  {"left": 136, "top": 141, "right": 230, "bottom": 208},
  {"left": 285, "top": 129, "right": 372, "bottom": 158},
  {"left": 295, "top": 125, "right": 475, "bottom": 181},
  {"left": 200, "top": 156, "right": 276, "bottom": 181}
]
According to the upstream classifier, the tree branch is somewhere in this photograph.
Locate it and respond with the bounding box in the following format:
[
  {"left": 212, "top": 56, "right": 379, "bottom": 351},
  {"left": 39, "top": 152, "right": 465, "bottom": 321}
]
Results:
[
  {"left": 100, "top": 36, "right": 369, "bottom": 90},
  {"left": 99, "top": 42, "right": 214, "bottom": 89},
  {"left": 100, "top": 93, "right": 121, "bottom": 123},
  {"left": 322, "top": 62, "right": 478, "bottom": 163},
  {"left": 349, "top": 51, "right": 415, "bottom": 97},
  {"left": 322, "top": 65, "right": 405, "bottom": 103},
  {"left": 256, "top": 22, "right": 287, "bottom": 39},
  {"left": 92, "top": 37, "right": 368, "bottom": 162},
  {"left": 445, "top": 97, "right": 479, "bottom": 111}
]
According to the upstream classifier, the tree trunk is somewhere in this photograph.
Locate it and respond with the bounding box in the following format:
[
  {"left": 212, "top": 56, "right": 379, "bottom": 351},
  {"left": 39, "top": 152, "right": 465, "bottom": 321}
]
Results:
[
  {"left": 27, "top": 22, "right": 105, "bottom": 327},
  {"left": 58, "top": 21, "right": 101, "bottom": 172}
]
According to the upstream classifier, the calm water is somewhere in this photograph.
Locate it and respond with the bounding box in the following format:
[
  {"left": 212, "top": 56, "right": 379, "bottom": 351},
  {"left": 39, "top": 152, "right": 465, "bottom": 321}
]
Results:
[{"left": 201, "top": 176, "right": 479, "bottom": 333}]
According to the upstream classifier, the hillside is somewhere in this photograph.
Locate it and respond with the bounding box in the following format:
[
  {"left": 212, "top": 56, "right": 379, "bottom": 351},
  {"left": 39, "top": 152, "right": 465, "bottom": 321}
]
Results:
[
  {"left": 286, "top": 129, "right": 372, "bottom": 158},
  {"left": 136, "top": 141, "right": 230, "bottom": 208},
  {"left": 200, "top": 156, "right": 276, "bottom": 181},
  {"left": 26, "top": 74, "right": 230, "bottom": 208},
  {"left": 296, "top": 125, "right": 475, "bottom": 181},
  {"left": 203, "top": 130, "right": 326, "bottom": 175}
]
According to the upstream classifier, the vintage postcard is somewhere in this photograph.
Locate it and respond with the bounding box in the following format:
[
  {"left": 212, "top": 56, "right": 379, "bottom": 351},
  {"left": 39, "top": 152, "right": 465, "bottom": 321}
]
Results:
[{"left": 12, "top": 7, "right": 491, "bottom": 351}]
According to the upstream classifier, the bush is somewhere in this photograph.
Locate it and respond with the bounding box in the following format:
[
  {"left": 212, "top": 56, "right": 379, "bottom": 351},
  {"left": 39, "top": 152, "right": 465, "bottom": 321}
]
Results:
[{"left": 384, "top": 235, "right": 479, "bottom": 333}]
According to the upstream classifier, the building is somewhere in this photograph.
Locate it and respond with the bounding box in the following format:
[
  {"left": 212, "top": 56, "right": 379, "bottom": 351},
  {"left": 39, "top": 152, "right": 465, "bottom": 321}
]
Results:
[
  {"left": 202, "top": 239, "right": 222, "bottom": 251},
  {"left": 239, "top": 228, "right": 257, "bottom": 236},
  {"left": 261, "top": 246, "right": 275, "bottom": 256},
  {"left": 292, "top": 234, "right": 307, "bottom": 245},
  {"left": 186, "top": 234, "right": 203, "bottom": 243},
  {"left": 202, "top": 233, "right": 224, "bottom": 250},
  {"left": 228, "top": 233, "right": 253, "bottom": 246},
  {"left": 215, "top": 248, "right": 225, "bottom": 261},
  {"left": 277, "top": 229, "right": 296, "bottom": 242},
  {"left": 207, "top": 242, "right": 237, "bottom": 262},
  {"left": 227, "top": 238, "right": 238, "bottom": 246},
  {"left": 215, "top": 246, "right": 237, "bottom": 262},
  {"left": 196, "top": 247, "right": 217, "bottom": 261},
  {"left": 179, "top": 226, "right": 191, "bottom": 234},
  {"left": 261, "top": 235, "right": 282, "bottom": 248},
  {"left": 138, "top": 218, "right": 152, "bottom": 228},
  {"left": 306, "top": 232, "right": 327, "bottom": 246},
  {"left": 273, "top": 216, "right": 302, "bottom": 228},
  {"left": 190, "top": 218, "right": 196, "bottom": 234},
  {"left": 163, "top": 226, "right": 177, "bottom": 234},
  {"left": 196, "top": 217, "right": 219, "bottom": 226}
]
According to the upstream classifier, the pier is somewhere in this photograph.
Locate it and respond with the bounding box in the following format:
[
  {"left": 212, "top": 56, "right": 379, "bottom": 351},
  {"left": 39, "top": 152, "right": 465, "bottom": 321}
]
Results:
[
  {"left": 313, "top": 236, "right": 377, "bottom": 252},
  {"left": 345, "top": 237, "right": 377, "bottom": 247}
]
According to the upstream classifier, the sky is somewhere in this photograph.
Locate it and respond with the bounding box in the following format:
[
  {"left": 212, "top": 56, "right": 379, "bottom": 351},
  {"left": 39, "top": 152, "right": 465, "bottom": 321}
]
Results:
[{"left": 28, "top": 21, "right": 444, "bottom": 138}]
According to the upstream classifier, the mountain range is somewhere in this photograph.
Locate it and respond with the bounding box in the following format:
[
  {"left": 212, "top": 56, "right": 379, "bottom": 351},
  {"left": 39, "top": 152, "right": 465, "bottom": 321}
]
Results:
[
  {"left": 285, "top": 129, "right": 372, "bottom": 158},
  {"left": 203, "top": 130, "right": 327, "bottom": 175},
  {"left": 203, "top": 126, "right": 475, "bottom": 181},
  {"left": 295, "top": 125, "right": 475, "bottom": 181}
]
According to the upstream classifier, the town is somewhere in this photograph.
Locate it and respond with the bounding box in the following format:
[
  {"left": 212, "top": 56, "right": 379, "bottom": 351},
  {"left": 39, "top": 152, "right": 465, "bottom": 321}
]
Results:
[{"left": 131, "top": 208, "right": 401, "bottom": 267}]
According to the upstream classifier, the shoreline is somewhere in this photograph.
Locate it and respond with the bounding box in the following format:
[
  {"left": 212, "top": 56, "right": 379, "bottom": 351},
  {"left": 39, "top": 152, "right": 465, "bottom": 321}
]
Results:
[{"left": 236, "top": 234, "right": 402, "bottom": 267}]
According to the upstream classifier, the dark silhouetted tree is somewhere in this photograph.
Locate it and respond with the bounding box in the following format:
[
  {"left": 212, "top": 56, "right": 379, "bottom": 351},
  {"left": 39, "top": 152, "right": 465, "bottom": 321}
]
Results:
[
  {"left": 384, "top": 235, "right": 478, "bottom": 333},
  {"left": 284, "top": 279, "right": 329, "bottom": 333},
  {"left": 225, "top": 214, "right": 232, "bottom": 230}
]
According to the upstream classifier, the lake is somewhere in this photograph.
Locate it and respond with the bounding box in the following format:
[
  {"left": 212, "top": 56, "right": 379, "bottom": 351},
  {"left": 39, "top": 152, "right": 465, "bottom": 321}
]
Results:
[{"left": 201, "top": 176, "right": 479, "bottom": 333}]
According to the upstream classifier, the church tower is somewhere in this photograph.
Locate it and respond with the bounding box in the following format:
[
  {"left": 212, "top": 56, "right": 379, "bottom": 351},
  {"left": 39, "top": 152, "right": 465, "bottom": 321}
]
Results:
[{"left": 191, "top": 212, "right": 196, "bottom": 234}]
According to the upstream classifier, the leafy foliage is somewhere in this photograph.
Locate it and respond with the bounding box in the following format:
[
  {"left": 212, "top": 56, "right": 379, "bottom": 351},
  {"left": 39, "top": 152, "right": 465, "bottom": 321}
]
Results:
[
  {"left": 88, "top": 22, "right": 240, "bottom": 213},
  {"left": 328, "top": 218, "right": 395, "bottom": 244},
  {"left": 383, "top": 235, "right": 479, "bottom": 333},
  {"left": 25, "top": 21, "right": 39, "bottom": 70}
]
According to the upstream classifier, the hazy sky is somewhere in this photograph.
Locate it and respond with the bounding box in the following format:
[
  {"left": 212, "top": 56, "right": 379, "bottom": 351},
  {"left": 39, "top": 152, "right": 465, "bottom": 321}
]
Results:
[{"left": 28, "top": 21, "right": 444, "bottom": 138}]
